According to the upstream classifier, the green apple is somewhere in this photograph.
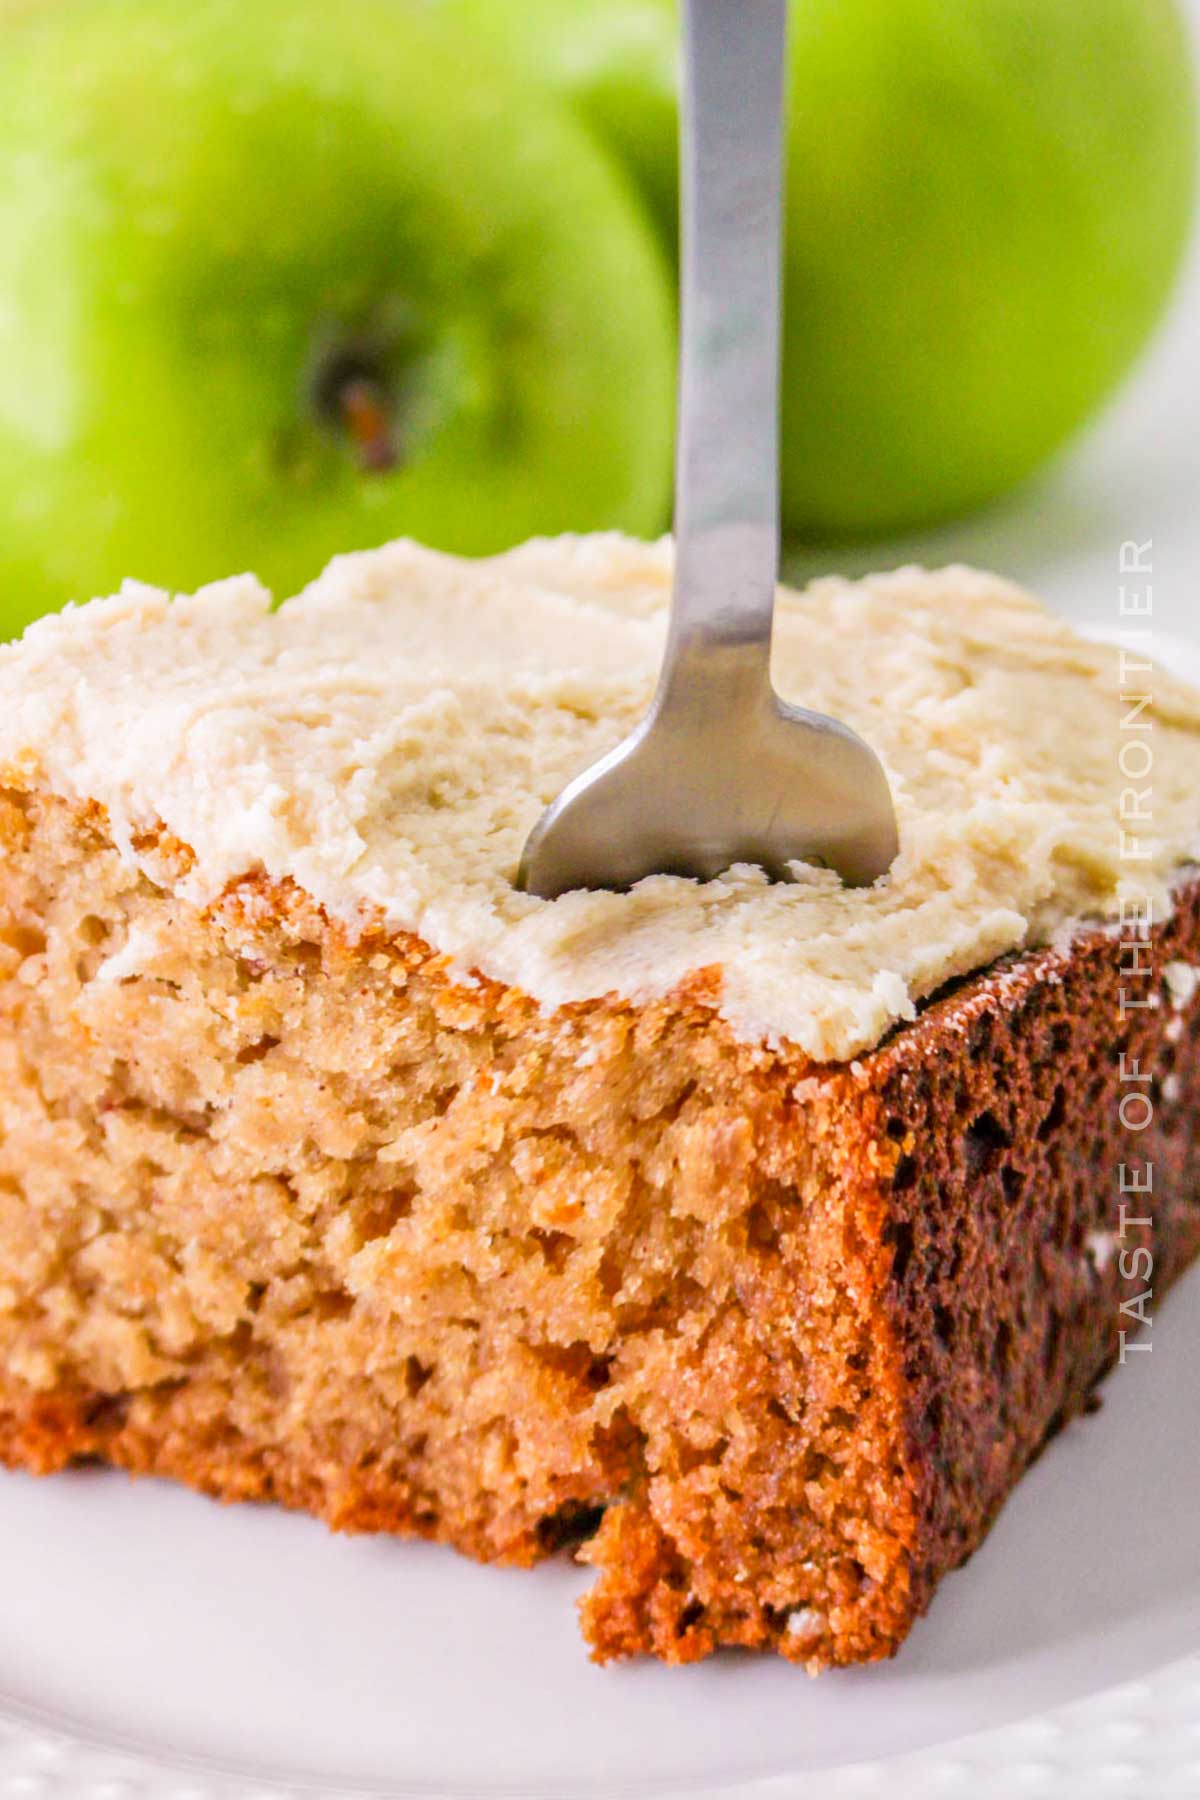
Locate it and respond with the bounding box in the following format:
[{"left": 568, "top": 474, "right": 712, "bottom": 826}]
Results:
[
  {"left": 0, "top": 0, "right": 675, "bottom": 634},
  {"left": 436, "top": 0, "right": 1197, "bottom": 540}
]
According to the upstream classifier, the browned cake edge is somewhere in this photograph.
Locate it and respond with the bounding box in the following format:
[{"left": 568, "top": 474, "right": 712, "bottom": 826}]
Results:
[
  {"left": 579, "top": 882, "right": 1200, "bottom": 1659},
  {"left": 852, "top": 884, "right": 1200, "bottom": 1627},
  {"left": 2, "top": 773, "right": 1199, "bottom": 1669}
]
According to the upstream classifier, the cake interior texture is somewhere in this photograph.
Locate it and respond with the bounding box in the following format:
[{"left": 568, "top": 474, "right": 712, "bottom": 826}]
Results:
[{"left": 2, "top": 538, "right": 1200, "bottom": 1668}]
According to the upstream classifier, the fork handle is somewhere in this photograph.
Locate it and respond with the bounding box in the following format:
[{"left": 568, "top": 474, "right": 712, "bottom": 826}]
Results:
[{"left": 659, "top": 0, "right": 788, "bottom": 716}]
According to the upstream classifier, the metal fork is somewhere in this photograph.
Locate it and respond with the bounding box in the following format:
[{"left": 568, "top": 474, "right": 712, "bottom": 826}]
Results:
[{"left": 518, "top": 0, "right": 898, "bottom": 898}]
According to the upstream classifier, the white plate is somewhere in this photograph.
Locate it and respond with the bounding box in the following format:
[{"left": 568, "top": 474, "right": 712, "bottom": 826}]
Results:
[{"left": 4, "top": 89, "right": 1200, "bottom": 1800}]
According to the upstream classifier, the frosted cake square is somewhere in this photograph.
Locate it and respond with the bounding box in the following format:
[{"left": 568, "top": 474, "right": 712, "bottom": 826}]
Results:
[{"left": 2, "top": 536, "right": 1199, "bottom": 1666}]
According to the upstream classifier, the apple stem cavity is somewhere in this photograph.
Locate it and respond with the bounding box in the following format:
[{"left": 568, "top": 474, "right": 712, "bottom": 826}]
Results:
[
  {"left": 311, "top": 346, "right": 403, "bottom": 474},
  {"left": 337, "top": 374, "right": 399, "bottom": 473}
]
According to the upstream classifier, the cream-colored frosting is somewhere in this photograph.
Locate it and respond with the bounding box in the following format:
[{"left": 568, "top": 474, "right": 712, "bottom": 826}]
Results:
[{"left": 4, "top": 534, "right": 1200, "bottom": 1063}]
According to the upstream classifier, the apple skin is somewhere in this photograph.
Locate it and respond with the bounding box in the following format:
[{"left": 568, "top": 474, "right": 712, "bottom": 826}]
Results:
[
  {"left": 436, "top": 0, "right": 1197, "bottom": 541},
  {"left": 777, "top": 0, "right": 1196, "bottom": 538},
  {"left": 427, "top": 0, "right": 679, "bottom": 245},
  {"left": 0, "top": 0, "right": 675, "bottom": 634}
]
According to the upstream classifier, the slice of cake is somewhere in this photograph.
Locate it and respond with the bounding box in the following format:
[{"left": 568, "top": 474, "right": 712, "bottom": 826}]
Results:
[{"left": 2, "top": 535, "right": 1199, "bottom": 1669}]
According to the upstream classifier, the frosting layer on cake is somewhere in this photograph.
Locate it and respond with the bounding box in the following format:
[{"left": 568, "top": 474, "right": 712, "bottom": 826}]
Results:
[{"left": 3, "top": 534, "right": 1200, "bottom": 1061}]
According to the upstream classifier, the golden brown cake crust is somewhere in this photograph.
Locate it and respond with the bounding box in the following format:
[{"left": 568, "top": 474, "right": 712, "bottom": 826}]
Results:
[{"left": 2, "top": 775, "right": 1199, "bottom": 1669}]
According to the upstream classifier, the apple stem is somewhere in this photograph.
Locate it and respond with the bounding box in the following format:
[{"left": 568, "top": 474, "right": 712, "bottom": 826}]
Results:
[{"left": 338, "top": 376, "right": 399, "bottom": 473}]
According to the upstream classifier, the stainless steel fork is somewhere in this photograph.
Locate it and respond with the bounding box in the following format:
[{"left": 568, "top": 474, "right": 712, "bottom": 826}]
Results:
[{"left": 518, "top": 0, "right": 898, "bottom": 898}]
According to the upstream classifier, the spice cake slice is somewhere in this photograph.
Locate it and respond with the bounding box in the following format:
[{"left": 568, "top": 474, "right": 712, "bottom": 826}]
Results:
[{"left": 2, "top": 535, "right": 1199, "bottom": 1668}]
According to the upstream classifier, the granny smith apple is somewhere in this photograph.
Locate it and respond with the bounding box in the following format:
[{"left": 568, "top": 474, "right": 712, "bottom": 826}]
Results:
[
  {"left": 438, "top": 0, "right": 1197, "bottom": 540},
  {"left": 779, "top": 0, "right": 1196, "bottom": 538},
  {"left": 0, "top": 0, "right": 674, "bottom": 634}
]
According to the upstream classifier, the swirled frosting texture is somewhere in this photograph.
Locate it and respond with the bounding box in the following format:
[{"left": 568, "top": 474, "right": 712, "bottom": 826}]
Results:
[{"left": 4, "top": 534, "right": 1200, "bottom": 1062}]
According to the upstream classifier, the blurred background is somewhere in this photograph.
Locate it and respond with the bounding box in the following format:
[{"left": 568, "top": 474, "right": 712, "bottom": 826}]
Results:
[{"left": 0, "top": 0, "right": 1196, "bottom": 640}]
